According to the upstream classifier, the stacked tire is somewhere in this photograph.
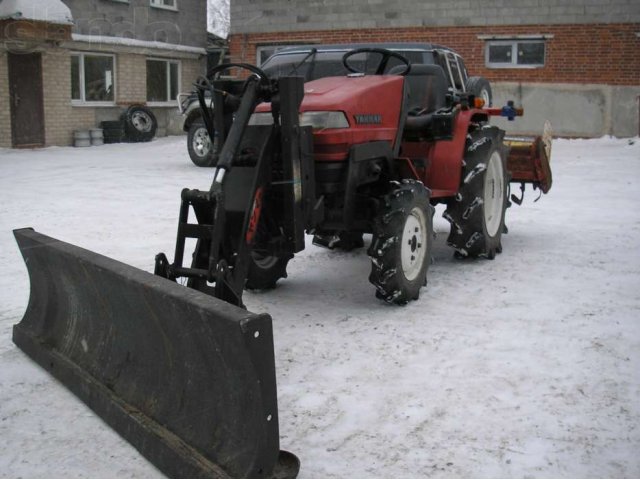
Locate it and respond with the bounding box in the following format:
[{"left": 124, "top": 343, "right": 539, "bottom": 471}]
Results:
[
  {"left": 100, "top": 106, "right": 158, "bottom": 144},
  {"left": 101, "top": 120, "right": 125, "bottom": 144}
]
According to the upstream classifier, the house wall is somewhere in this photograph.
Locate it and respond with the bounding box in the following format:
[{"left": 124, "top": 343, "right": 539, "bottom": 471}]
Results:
[
  {"left": 61, "top": 0, "right": 207, "bottom": 48},
  {"left": 0, "top": 1, "right": 207, "bottom": 148},
  {"left": 229, "top": 23, "right": 639, "bottom": 86},
  {"left": 42, "top": 48, "right": 96, "bottom": 146},
  {"left": 230, "top": 0, "right": 640, "bottom": 33},
  {"left": 45, "top": 43, "right": 205, "bottom": 145},
  {"left": 228, "top": 1, "right": 640, "bottom": 137}
]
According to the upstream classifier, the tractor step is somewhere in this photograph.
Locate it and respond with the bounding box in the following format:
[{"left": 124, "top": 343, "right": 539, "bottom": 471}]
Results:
[{"left": 12, "top": 228, "right": 298, "bottom": 479}]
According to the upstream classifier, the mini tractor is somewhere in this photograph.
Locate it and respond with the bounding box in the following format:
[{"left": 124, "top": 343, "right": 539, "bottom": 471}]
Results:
[{"left": 12, "top": 48, "right": 552, "bottom": 477}]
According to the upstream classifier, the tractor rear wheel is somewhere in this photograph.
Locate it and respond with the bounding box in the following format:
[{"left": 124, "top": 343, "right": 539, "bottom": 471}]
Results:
[
  {"left": 368, "top": 180, "right": 434, "bottom": 305},
  {"left": 444, "top": 126, "right": 508, "bottom": 258}
]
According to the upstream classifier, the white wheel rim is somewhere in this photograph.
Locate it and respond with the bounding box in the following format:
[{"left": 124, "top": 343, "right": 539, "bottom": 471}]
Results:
[
  {"left": 480, "top": 88, "right": 490, "bottom": 105},
  {"left": 131, "top": 112, "right": 152, "bottom": 132},
  {"left": 251, "top": 251, "right": 278, "bottom": 269},
  {"left": 484, "top": 150, "right": 505, "bottom": 237},
  {"left": 401, "top": 207, "right": 428, "bottom": 281},
  {"left": 193, "top": 127, "right": 211, "bottom": 157}
]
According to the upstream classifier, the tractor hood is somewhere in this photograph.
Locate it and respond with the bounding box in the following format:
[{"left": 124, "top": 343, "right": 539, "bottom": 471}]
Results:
[
  {"left": 256, "top": 74, "right": 405, "bottom": 122},
  {"left": 300, "top": 74, "right": 404, "bottom": 114},
  {"left": 255, "top": 75, "right": 405, "bottom": 161}
]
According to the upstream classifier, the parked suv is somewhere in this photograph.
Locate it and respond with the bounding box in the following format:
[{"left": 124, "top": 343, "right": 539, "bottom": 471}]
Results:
[{"left": 178, "top": 42, "right": 492, "bottom": 166}]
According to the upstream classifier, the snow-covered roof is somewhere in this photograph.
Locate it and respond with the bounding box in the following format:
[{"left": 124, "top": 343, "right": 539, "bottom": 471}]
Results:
[
  {"left": 71, "top": 34, "right": 207, "bottom": 55},
  {"left": 0, "top": 0, "right": 73, "bottom": 25}
]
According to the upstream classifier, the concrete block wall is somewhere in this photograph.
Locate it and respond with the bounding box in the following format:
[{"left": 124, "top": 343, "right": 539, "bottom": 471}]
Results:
[
  {"left": 231, "top": 0, "right": 640, "bottom": 34},
  {"left": 491, "top": 83, "right": 640, "bottom": 137},
  {"left": 0, "top": 51, "right": 12, "bottom": 147},
  {"left": 61, "top": 0, "right": 207, "bottom": 48}
]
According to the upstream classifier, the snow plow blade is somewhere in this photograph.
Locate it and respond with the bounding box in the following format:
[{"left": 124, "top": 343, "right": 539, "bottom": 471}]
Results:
[{"left": 11, "top": 228, "right": 299, "bottom": 479}]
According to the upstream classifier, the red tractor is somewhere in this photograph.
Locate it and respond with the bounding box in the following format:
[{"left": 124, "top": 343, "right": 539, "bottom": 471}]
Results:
[
  {"left": 155, "top": 48, "right": 552, "bottom": 306},
  {"left": 12, "top": 47, "right": 552, "bottom": 478}
]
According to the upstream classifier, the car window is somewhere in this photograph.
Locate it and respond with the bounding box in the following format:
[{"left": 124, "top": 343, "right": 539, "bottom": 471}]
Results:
[
  {"left": 393, "top": 50, "right": 432, "bottom": 69},
  {"left": 456, "top": 55, "right": 469, "bottom": 84},
  {"left": 261, "top": 48, "right": 437, "bottom": 81},
  {"left": 262, "top": 51, "right": 348, "bottom": 81}
]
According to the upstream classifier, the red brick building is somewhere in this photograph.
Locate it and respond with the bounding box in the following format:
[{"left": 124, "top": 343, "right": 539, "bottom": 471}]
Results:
[{"left": 228, "top": 0, "right": 640, "bottom": 137}]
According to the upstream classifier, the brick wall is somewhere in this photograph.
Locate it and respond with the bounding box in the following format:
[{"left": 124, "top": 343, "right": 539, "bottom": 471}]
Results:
[
  {"left": 229, "top": 23, "right": 640, "bottom": 86},
  {"left": 41, "top": 48, "right": 95, "bottom": 146},
  {"left": 0, "top": 51, "right": 11, "bottom": 147},
  {"left": 181, "top": 58, "right": 205, "bottom": 92},
  {"left": 117, "top": 53, "right": 147, "bottom": 104}
]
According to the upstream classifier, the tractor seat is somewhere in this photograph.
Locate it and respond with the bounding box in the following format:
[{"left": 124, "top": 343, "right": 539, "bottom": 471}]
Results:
[
  {"left": 390, "top": 64, "right": 449, "bottom": 139},
  {"left": 389, "top": 63, "right": 449, "bottom": 115}
]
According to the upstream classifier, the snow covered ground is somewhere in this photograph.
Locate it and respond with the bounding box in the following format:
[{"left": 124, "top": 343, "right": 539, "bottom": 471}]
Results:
[{"left": 0, "top": 136, "right": 639, "bottom": 478}]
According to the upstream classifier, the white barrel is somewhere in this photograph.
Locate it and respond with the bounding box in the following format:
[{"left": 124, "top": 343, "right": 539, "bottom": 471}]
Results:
[{"left": 74, "top": 130, "right": 91, "bottom": 147}]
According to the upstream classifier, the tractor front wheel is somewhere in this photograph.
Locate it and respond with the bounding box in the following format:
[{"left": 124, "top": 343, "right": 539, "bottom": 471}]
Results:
[
  {"left": 444, "top": 126, "right": 509, "bottom": 258},
  {"left": 245, "top": 251, "right": 292, "bottom": 290},
  {"left": 368, "top": 180, "right": 434, "bottom": 305}
]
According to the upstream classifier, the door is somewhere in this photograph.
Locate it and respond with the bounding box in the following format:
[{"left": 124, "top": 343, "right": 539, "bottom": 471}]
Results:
[{"left": 8, "top": 53, "right": 45, "bottom": 147}]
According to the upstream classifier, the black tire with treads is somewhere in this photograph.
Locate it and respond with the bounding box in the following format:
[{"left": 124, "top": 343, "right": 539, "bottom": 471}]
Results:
[
  {"left": 443, "top": 126, "right": 509, "bottom": 259},
  {"left": 368, "top": 180, "right": 434, "bottom": 305}
]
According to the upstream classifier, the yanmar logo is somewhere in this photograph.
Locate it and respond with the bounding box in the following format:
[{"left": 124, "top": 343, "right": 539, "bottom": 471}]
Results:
[{"left": 354, "top": 114, "right": 382, "bottom": 125}]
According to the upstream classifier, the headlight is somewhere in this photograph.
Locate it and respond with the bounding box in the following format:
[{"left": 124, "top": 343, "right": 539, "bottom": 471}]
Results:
[
  {"left": 299, "top": 111, "right": 349, "bottom": 130},
  {"left": 248, "top": 111, "right": 349, "bottom": 129}
]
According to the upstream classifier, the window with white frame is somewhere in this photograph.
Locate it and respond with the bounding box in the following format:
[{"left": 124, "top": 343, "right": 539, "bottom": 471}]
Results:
[
  {"left": 147, "top": 59, "right": 180, "bottom": 103},
  {"left": 485, "top": 39, "right": 546, "bottom": 68},
  {"left": 150, "top": 0, "right": 177, "bottom": 10},
  {"left": 71, "top": 53, "right": 115, "bottom": 103}
]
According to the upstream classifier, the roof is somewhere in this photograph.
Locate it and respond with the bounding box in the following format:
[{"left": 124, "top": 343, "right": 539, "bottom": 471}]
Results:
[
  {"left": 271, "top": 42, "right": 454, "bottom": 55},
  {"left": 0, "top": 0, "right": 73, "bottom": 25}
]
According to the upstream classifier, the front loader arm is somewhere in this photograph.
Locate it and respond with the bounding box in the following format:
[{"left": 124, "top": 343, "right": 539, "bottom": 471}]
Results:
[{"left": 155, "top": 68, "right": 310, "bottom": 309}]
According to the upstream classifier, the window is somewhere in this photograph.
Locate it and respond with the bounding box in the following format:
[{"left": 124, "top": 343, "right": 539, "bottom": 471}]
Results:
[
  {"left": 71, "top": 53, "right": 115, "bottom": 103},
  {"left": 147, "top": 59, "right": 180, "bottom": 103},
  {"left": 150, "top": 0, "right": 177, "bottom": 10},
  {"left": 485, "top": 40, "right": 545, "bottom": 68}
]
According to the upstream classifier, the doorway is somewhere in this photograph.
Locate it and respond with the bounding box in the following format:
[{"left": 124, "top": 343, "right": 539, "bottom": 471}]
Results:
[{"left": 8, "top": 52, "right": 45, "bottom": 147}]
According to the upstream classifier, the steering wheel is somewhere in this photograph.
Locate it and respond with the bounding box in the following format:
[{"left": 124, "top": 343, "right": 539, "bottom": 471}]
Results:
[
  {"left": 194, "top": 62, "right": 271, "bottom": 98},
  {"left": 342, "top": 48, "right": 411, "bottom": 76}
]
